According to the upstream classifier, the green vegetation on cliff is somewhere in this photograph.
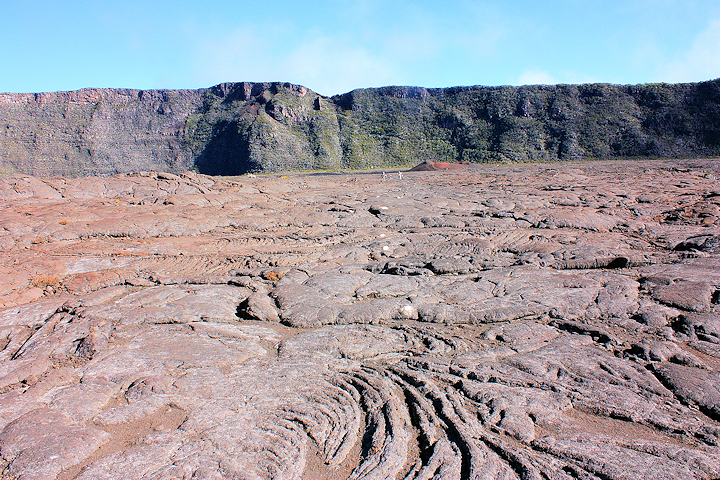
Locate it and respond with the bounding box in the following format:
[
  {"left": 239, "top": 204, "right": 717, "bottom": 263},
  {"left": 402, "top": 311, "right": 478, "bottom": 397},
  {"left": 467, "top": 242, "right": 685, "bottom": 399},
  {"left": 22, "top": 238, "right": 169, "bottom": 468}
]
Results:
[
  {"left": 1, "top": 79, "right": 719, "bottom": 176},
  {"left": 333, "top": 82, "right": 720, "bottom": 167}
]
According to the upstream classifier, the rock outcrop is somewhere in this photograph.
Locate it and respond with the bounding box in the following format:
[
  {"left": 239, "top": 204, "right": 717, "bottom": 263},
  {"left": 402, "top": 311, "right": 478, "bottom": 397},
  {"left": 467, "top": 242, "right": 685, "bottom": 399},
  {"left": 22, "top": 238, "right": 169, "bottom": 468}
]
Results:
[
  {"left": 1, "top": 80, "right": 720, "bottom": 176},
  {"left": 0, "top": 159, "right": 719, "bottom": 478}
]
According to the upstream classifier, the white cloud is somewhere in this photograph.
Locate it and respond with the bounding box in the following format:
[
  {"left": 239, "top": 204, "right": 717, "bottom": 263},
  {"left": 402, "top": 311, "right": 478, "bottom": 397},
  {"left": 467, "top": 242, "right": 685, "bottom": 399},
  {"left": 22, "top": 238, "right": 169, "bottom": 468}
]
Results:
[
  {"left": 516, "top": 69, "right": 559, "bottom": 85},
  {"left": 186, "top": 3, "right": 513, "bottom": 94},
  {"left": 662, "top": 17, "right": 720, "bottom": 82},
  {"left": 190, "top": 29, "right": 406, "bottom": 95},
  {"left": 191, "top": 29, "right": 276, "bottom": 85},
  {"left": 282, "top": 37, "right": 399, "bottom": 95}
]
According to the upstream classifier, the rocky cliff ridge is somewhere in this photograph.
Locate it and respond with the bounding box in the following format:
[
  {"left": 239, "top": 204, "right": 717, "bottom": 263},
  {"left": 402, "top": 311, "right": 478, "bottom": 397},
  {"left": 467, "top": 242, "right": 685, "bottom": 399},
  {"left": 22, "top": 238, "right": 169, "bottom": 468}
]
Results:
[{"left": 1, "top": 80, "right": 719, "bottom": 176}]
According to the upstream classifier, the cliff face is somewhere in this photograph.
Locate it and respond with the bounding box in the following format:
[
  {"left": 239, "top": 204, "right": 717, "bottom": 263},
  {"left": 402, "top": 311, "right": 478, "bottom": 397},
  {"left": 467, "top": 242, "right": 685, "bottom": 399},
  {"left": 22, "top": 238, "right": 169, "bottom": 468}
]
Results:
[
  {"left": 335, "top": 82, "right": 720, "bottom": 165},
  {"left": 0, "top": 88, "right": 205, "bottom": 176},
  {"left": 1, "top": 80, "right": 719, "bottom": 176}
]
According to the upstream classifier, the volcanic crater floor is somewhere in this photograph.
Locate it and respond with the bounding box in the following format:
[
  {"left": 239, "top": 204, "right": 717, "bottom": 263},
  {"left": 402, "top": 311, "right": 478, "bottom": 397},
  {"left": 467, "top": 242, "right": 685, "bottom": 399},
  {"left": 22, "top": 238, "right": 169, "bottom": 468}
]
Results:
[{"left": 1, "top": 159, "right": 719, "bottom": 479}]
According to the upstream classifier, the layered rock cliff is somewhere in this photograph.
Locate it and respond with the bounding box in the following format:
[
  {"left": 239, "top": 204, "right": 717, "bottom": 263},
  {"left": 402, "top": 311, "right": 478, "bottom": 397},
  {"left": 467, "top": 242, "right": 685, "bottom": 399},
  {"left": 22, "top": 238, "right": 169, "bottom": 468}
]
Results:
[{"left": 1, "top": 79, "right": 719, "bottom": 176}]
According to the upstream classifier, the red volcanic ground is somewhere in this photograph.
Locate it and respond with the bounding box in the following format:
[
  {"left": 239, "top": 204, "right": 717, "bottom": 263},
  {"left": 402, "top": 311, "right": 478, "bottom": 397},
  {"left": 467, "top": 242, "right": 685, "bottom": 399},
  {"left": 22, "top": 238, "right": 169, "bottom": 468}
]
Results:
[
  {"left": 0, "top": 160, "right": 719, "bottom": 479},
  {"left": 408, "top": 160, "right": 469, "bottom": 171}
]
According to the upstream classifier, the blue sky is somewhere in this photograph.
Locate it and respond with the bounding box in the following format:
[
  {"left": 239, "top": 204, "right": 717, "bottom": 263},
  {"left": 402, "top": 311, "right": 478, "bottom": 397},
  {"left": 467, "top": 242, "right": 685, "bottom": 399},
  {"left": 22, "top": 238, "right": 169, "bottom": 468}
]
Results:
[{"left": 2, "top": 0, "right": 720, "bottom": 96}]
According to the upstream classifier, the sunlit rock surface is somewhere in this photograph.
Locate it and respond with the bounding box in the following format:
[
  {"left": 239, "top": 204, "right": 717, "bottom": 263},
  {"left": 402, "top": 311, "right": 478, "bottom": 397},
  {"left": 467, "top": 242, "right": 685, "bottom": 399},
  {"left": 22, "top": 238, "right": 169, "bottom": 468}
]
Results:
[{"left": 1, "top": 159, "right": 719, "bottom": 479}]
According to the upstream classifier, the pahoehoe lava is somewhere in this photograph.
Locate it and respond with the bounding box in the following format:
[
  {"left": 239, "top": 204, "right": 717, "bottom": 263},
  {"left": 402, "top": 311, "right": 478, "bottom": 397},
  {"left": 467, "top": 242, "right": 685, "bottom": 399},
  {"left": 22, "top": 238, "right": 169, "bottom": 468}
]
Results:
[{"left": 0, "top": 159, "right": 719, "bottom": 479}]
